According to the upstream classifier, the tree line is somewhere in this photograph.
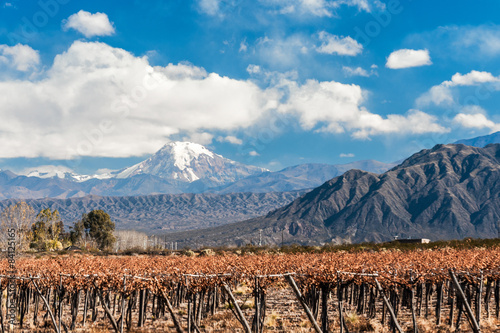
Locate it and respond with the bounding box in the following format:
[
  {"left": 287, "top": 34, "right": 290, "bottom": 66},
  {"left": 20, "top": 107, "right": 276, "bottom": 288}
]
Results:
[{"left": 0, "top": 202, "right": 116, "bottom": 252}]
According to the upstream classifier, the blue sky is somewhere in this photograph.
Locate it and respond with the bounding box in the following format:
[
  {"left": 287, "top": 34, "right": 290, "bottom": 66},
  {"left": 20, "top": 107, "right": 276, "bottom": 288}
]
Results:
[{"left": 0, "top": 0, "right": 500, "bottom": 174}]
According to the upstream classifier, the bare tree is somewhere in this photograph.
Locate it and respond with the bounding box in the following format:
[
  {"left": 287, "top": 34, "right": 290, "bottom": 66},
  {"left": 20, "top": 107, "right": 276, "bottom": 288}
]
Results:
[
  {"left": 114, "top": 230, "right": 148, "bottom": 251},
  {"left": 0, "top": 202, "right": 36, "bottom": 251}
]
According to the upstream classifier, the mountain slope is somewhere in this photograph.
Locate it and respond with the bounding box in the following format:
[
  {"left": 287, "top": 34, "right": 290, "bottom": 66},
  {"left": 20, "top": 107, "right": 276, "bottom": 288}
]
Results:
[
  {"left": 454, "top": 131, "right": 500, "bottom": 147},
  {"left": 162, "top": 144, "right": 500, "bottom": 248},
  {"left": 215, "top": 160, "right": 394, "bottom": 193},
  {"left": 116, "top": 142, "right": 267, "bottom": 187},
  {"left": 0, "top": 191, "right": 304, "bottom": 232}
]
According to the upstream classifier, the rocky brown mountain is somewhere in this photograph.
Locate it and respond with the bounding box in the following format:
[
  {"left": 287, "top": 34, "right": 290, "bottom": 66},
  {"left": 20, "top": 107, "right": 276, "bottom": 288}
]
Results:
[
  {"left": 162, "top": 144, "right": 500, "bottom": 248},
  {"left": 0, "top": 191, "right": 303, "bottom": 233}
]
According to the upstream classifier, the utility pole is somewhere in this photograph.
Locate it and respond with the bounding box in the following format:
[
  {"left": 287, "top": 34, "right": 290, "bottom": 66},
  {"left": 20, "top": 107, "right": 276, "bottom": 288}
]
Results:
[{"left": 259, "top": 229, "right": 262, "bottom": 246}]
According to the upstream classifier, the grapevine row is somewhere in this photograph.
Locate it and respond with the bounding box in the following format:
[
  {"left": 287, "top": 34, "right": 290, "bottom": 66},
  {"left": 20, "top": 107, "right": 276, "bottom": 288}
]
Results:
[{"left": 0, "top": 247, "right": 499, "bottom": 332}]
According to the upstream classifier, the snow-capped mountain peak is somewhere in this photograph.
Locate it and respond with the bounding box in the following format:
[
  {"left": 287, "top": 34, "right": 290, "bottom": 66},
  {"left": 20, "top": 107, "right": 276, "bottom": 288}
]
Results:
[
  {"left": 20, "top": 165, "right": 114, "bottom": 182},
  {"left": 167, "top": 141, "right": 214, "bottom": 171},
  {"left": 116, "top": 141, "right": 266, "bottom": 185}
]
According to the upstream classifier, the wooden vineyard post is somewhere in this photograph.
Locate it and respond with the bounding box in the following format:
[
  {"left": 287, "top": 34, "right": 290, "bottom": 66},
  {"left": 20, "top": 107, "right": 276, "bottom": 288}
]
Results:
[
  {"left": 373, "top": 277, "right": 403, "bottom": 333},
  {"left": 336, "top": 274, "right": 348, "bottom": 333},
  {"left": 320, "top": 283, "right": 329, "bottom": 333},
  {"left": 95, "top": 287, "right": 119, "bottom": 333},
  {"left": 477, "top": 271, "right": 483, "bottom": 326},
  {"left": 153, "top": 277, "right": 184, "bottom": 333},
  {"left": 120, "top": 276, "right": 126, "bottom": 333},
  {"left": 58, "top": 275, "right": 62, "bottom": 333},
  {"left": 409, "top": 272, "right": 418, "bottom": 333},
  {"left": 435, "top": 282, "right": 443, "bottom": 326},
  {"left": 449, "top": 269, "right": 481, "bottom": 333},
  {"left": 284, "top": 274, "right": 323, "bottom": 333},
  {"left": 31, "top": 280, "right": 60, "bottom": 333},
  {"left": 222, "top": 282, "right": 252, "bottom": 333}
]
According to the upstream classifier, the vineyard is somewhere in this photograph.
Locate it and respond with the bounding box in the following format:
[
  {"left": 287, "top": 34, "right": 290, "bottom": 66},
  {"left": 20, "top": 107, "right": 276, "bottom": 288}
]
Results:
[{"left": 1, "top": 247, "right": 500, "bottom": 332}]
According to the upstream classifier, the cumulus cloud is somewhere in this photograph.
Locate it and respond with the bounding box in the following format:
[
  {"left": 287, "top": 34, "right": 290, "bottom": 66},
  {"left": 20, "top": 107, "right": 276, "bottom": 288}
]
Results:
[
  {"left": 63, "top": 10, "right": 115, "bottom": 38},
  {"left": 342, "top": 66, "right": 375, "bottom": 77},
  {"left": 246, "top": 64, "right": 261, "bottom": 74},
  {"left": 443, "top": 70, "right": 500, "bottom": 87},
  {"left": 184, "top": 132, "right": 214, "bottom": 145},
  {"left": 316, "top": 31, "right": 363, "bottom": 56},
  {"left": 452, "top": 106, "right": 500, "bottom": 132},
  {"left": 0, "top": 41, "right": 277, "bottom": 159},
  {"left": 0, "top": 44, "right": 40, "bottom": 72},
  {"left": 262, "top": 0, "right": 385, "bottom": 17},
  {"left": 417, "top": 70, "right": 500, "bottom": 107},
  {"left": 249, "top": 151, "right": 260, "bottom": 156},
  {"left": 277, "top": 79, "right": 448, "bottom": 138},
  {"left": 453, "top": 114, "right": 500, "bottom": 133},
  {"left": 416, "top": 85, "right": 455, "bottom": 107},
  {"left": 340, "top": 153, "right": 355, "bottom": 158},
  {"left": 0, "top": 41, "right": 448, "bottom": 159},
  {"left": 386, "top": 49, "right": 432, "bottom": 69},
  {"left": 217, "top": 136, "right": 243, "bottom": 145}
]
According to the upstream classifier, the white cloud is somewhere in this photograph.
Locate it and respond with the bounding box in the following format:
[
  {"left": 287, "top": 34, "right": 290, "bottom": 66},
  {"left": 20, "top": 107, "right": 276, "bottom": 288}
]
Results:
[
  {"left": 239, "top": 39, "right": 248, "bottom": 52},
  {"left": 417, "top": 70, "right": 500, "bottom": 107},
  {"left": 0, "top": 44, "right": 40, "bottom": 72},
  {"left": 0, "top": 41, "right": 278, "bottom": 159},
  {"left": 416, "top": 85, "right": 454, "bottom": 107},
  {"left": 63, "top": 10, "right": 115, "bottom": 38},
  {"left": 249, "top": 151, "right": 260, "bottom": 156},
  {"left": 342, "top": 66, "right": 374, "bottom": 77},
  {"left": 453, "top": 25, "right": 500, "bottom": 57},
  {"left": 332, "top": 0, "right": 386, "bottom": 12},
  {"left": 386, "top": 49, "right": 432, "bottom": 69},
  {"left": 340, "top": 153, "right": 355, "bottom": 158},
  {"left": 246, "top": 64, "right": 261, "bottom": 74},
  {"left": 0, "top": 41, "right": 449, "bottom": 159},
  {"left": 217, "top": 135, "right": 243, "bottom": 145},
  {"left": 198, "top": 0, "right": 220, "bottom": 15},
  {"left": 277, "top": 79, "right": 448, "bottom": 138},
  {"left": 255, "top": 35, "right": 309, "bottom": 68},
  {"left": 453, "top": 113, "right": 500, "bottom": 132},
  {"left": 184, "top": 132, "right": 214, "bottom": 145},
  {"left": 316, "top": 31, "right": 362, "bottom": 56},
  {"left": 350, "top": 110, "right": 449, "bottom": 139},
  {"left": 263, "top": 0, "right": 333, "bottom": 17},
  {"left": 444, "top": 70, "right": 500, "bottom": 87},
  {"left": 263, "top": 0, "right": 385, "bottom": 17}
]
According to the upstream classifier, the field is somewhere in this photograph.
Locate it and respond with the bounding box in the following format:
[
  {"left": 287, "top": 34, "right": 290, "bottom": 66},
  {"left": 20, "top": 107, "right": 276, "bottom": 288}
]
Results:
[{"left": 1, "top": 245, "right": 500, "bottom": 332}]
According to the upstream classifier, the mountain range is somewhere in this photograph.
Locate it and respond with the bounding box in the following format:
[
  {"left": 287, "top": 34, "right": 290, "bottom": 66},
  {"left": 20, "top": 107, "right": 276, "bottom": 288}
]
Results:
[
  {"left": 0, "top": 142, "right": 393, "bottom": 199},
  {"left": 0, "top": 191, "right": 304, "bottom": 233},
  {"left": 161, "top": 143, "right": 500, "bottom": 248},
  {"left": 454, "top": 131, "right": 500, "bottom": 147}
]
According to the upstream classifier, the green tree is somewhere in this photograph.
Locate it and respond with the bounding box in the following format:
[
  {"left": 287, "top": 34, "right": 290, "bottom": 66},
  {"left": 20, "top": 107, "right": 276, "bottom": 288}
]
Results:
[
  {"left": 69, "top": 219, "right": 85, "bottom": 246},
  {"left": 31, "top": 208, "right": 64, "bottom": 250},
  {"left": 81, "top": 210, "right": 116, "bottom": 251}
]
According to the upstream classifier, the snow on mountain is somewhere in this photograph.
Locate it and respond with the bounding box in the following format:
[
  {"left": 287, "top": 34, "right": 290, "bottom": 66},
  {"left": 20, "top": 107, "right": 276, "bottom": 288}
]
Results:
[
  {"left": 20, "top": 165, "right": 114, "bottom": 182},
  {"left": 116, "top": 141, "right": 267, "bottom": 185}
]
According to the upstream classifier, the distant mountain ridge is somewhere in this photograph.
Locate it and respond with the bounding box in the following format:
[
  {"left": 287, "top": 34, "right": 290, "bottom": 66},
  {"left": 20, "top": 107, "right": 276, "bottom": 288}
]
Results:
[
  {"left": 0, "top": 191, "right": 304, "bottom": 232},
  {"left": 161, "top": 144, "right": 500, "bottom": 248},
  {"left": 0, "top": 142, "right": 393, "bottom": 199},
  {"left": 214, "top": 160, "right": 394, "bottom": 193},
  {"left": 454, "top": 131, "right": 500, "bottom": 147}
]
